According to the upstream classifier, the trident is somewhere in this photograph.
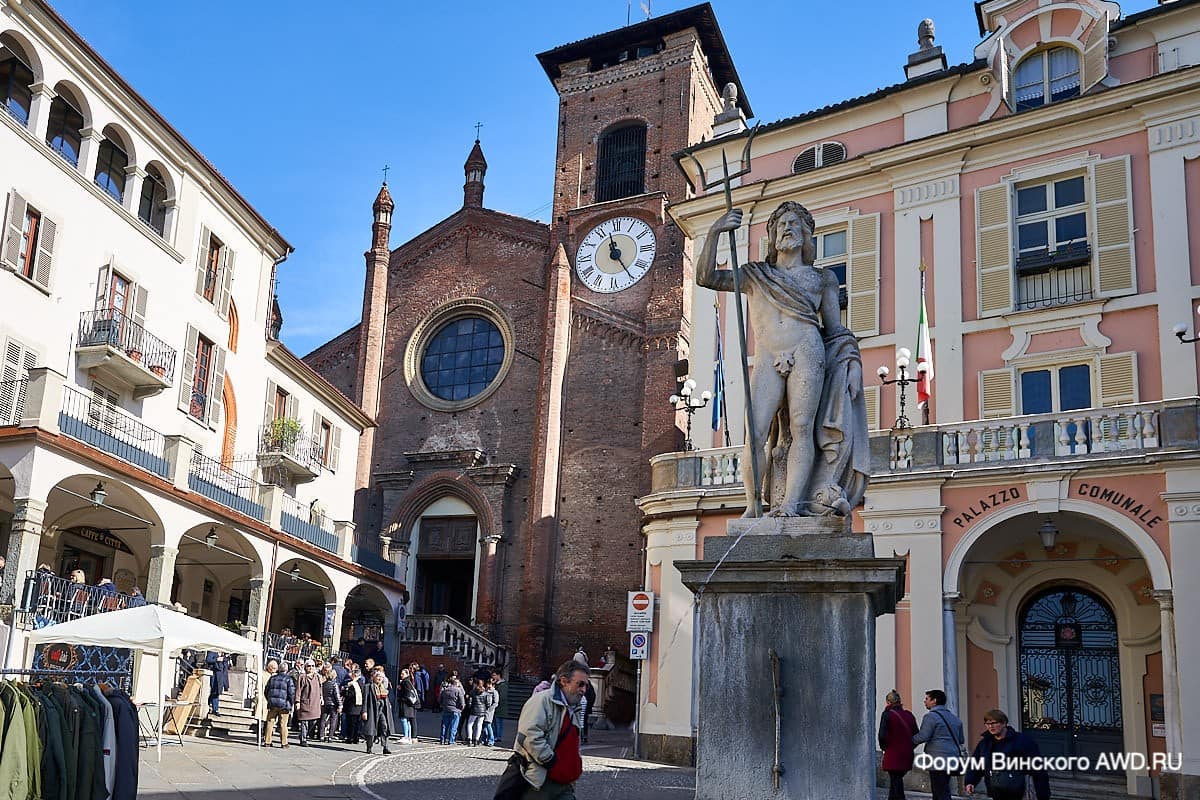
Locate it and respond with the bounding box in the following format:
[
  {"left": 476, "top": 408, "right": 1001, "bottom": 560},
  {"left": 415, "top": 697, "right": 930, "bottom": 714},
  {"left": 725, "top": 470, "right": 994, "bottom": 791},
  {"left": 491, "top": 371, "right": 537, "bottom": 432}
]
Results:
[{"left": 682, "top": 125, "right": 763, "bottom": 517}]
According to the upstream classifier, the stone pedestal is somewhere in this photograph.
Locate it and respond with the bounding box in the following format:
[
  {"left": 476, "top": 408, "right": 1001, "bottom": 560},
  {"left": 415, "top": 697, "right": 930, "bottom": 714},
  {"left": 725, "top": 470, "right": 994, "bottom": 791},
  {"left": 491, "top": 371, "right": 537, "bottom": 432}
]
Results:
[{"left": 676, "top": 517, "right": 904, "bottom": 800}]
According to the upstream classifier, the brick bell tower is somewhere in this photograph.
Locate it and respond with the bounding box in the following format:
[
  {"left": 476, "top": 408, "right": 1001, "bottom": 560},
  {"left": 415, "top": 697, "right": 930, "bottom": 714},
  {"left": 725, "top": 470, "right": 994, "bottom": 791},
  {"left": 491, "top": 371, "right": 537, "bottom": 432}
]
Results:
[{"left": 517, "top": 4, "right": 750, "bottom": 673}]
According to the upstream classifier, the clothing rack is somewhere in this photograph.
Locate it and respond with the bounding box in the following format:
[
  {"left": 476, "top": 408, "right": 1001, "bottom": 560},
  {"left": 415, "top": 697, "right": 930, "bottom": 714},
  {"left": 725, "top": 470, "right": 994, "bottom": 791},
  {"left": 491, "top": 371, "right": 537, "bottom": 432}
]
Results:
[{"left": 0, "top": 667, "right": 133, "bottom": 692}]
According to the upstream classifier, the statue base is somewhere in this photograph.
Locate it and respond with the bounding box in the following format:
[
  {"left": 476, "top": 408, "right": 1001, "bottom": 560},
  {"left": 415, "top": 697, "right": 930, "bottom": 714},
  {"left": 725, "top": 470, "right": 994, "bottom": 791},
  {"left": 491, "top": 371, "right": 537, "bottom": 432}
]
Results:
[{"left": 676, "top": 517, "right": 904, "bottom": 800}]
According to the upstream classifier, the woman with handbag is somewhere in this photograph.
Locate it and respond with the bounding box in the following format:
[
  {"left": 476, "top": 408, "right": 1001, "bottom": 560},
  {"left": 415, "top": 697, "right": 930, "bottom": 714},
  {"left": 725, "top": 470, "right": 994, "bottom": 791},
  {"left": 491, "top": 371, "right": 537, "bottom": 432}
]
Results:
[
  {"left": 878, "top": 690, "right": 919, "bottom": 800},
  {"left": 963, "top": 709, "right": 1051, "bottom": 800},
  {"left": 398, "top": 667, "right": 419, "bottom": 744}
]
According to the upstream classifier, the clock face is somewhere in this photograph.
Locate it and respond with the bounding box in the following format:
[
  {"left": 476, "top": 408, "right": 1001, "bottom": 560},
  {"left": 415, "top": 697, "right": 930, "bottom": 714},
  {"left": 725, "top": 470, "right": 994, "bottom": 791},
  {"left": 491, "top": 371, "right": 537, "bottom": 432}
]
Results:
[{"left": 574, "top": 216, "right": 657, "bottom": 294}]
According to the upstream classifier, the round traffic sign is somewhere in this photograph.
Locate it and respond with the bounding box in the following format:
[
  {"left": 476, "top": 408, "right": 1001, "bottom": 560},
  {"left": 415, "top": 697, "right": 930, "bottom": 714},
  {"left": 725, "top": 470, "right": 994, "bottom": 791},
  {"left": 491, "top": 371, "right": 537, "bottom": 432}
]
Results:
[
  {"left": 632, "top": 593, "right": 651, "bottom": 611},
  {"left": 631, "top": 633, "right": 647, "bottom": 648}
]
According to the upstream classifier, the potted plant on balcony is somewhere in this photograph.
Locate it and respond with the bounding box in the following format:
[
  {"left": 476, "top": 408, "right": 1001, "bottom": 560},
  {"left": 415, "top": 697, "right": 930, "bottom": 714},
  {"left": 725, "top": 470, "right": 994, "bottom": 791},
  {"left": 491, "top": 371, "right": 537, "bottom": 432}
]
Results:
[
  {"left": 266, "top": 417, "right": 302, "bottom": 452},
  {"left": 148, "top": 359, "right": 167, "bottom": 378}
]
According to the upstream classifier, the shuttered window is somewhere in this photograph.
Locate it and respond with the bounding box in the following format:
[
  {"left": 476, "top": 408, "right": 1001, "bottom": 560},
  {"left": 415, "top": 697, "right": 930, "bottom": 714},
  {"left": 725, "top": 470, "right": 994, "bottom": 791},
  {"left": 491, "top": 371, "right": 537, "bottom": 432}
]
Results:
[
  {"left": 976, "top": 184, "right": 1014, "bottom": 316},
  {"left": 1092, "top": 156, "right": 1135, "bottom": 297},
  {"left": 195, "top": 225, "right": 236, "bottom": 320},
  {"left": 980, "top": 367, "right": 1016, "bottom": 419},
  {"left": 862, "top": 385, "right": 880, "bottom": 432},
  {"left": 179, "top": 325, "right": 225, "bottom": 429},
  {"left": 847, "top": 214, "right": 879, "bottom": 336},
  {"left": 0, "top": 337, "right": 38, "bottom": 425},
  {"left": 1098, "top": 352, "right": 1138, "bottom": 406},
  {"left": 2, "top": 190, "right": 56, "bottom": 290},
  {"left": 791, "top": 142, "right": 847, "bottom": 174},
  {"left": 595, "top": 124, "right": 646, "bottom": 203},
  {"left": 311, "top": 410, "right": 342, "bottom": 471}
]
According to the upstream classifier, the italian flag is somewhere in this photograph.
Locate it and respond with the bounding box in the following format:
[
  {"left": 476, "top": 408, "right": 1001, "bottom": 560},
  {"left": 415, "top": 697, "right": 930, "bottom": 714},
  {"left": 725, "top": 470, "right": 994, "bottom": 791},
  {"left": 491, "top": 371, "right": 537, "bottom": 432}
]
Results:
[{"left": 916, "top": 277, "right": 933, "bottom": 409}]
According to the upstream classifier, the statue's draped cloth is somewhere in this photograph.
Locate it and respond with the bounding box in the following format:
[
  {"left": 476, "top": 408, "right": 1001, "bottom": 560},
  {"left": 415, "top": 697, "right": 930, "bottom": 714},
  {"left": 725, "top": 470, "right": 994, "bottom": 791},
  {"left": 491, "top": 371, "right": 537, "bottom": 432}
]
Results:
[{"left": 740, "top": 260, "right": 870, "bottom": 513}]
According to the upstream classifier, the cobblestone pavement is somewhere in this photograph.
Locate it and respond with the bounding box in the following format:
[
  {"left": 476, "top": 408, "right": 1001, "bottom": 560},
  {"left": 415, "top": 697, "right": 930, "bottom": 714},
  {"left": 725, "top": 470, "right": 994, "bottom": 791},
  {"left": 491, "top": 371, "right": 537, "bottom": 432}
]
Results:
[{"left": 137, "top": 725, "right": 943, "bottom": 800}]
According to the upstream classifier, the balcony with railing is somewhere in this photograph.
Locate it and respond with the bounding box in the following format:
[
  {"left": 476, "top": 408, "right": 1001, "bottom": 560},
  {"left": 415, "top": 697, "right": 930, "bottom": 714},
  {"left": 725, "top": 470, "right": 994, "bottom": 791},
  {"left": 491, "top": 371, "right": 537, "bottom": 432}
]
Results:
[
  {"left": 188, "top": 450, "right": 266, "bottom": 522},
  {"left": 16, "top": 570, "right": 144, "bottom": 629},
  {"left": 647, "top": 399, "right": 1200, "bottom": 496},
  {"left": 280, "top": 493, "right": 338, "bottom": 553},
  {"left": 59, "top": 384, "right": 170, "bottom": 478},
  {"left": 76, "top": 308, "right": 176, "bottom": 398},
  {"left": 257, "top": 420, "right": 321, "bottom": 483}
]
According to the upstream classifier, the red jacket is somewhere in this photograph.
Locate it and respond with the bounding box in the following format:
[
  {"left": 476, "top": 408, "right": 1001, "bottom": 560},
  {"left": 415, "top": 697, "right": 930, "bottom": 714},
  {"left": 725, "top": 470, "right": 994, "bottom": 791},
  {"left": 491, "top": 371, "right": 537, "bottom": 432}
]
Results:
[{"left": 879, "top": 705, "right": 919, "bottom": 771}]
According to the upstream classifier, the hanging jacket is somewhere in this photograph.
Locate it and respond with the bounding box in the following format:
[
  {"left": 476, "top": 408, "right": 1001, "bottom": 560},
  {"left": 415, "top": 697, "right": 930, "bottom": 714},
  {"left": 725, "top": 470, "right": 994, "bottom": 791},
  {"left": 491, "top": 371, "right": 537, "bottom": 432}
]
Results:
[
  {"left": 91, "top": 686, "right": 115, "bottom": 800},
  {"left": 67, "top": 686, "right": 104, "bottom": 800},
  {"left": 36, "top": 688, "right": 68, "bottom": 800},
  {"left": 101, "top": 689, "right": 137, "bottom": 800},
  {"left": 12, "top": 683, "right": 42, "bottom": 800},
  {"left": 0, "top": 683, "right": 26, "bottom": 800}
]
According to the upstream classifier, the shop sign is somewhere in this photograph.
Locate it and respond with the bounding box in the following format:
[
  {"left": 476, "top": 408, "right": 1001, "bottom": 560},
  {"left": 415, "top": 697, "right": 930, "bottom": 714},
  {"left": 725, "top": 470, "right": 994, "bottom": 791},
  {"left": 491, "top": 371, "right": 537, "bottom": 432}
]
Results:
[{"left": 67, "top": 526, "right": 132, "bottom": 553}]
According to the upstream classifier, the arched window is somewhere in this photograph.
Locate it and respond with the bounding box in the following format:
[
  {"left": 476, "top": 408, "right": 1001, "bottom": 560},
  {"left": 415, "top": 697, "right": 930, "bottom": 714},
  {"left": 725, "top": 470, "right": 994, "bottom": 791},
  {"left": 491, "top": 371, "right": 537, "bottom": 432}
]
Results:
[
  {"left": 138, "top": 164, "right": 169, "bottom": 235},
  {"left": 46, "top": 92, "right": 84, "bottom": 166},
  {"left": 1014, "top": 47, "right": 1081, "bottom": 111},
  {"left": 0, "top": 41, "right": 35, "bottom": 126},
  {"left": 792, "top": 142, "right": 847, "bottom": 175},
  {"left": 595, "top": 123, "right": 646, "bottom": 203},
  {"left": 94, "top": 129, "right": 129, "bottom": 202}
]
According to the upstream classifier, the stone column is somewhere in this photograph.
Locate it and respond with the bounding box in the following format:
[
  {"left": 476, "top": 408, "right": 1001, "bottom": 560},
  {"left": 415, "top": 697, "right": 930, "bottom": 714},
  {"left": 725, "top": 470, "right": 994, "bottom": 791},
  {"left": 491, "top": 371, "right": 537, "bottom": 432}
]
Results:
[
  {"left": 943, "top": 592, "right": 961, "bottom": 714},
  {"left": 258, "top": 484, "right": 283, "bottom": 530},
  {"left": 244, "top": 577, "right": 269, "bottom": 641},
  {"left": 3, "top": 498, "right": 46, "bottom": 605},
  {"left": 18, "top": 366, "right": 64, "bottom": 434},
  {"left": 1154, "top": 590, "right": 1183, "bottom": 756},
  {"left": 162, "top": 435, "right": 196, "bottom": 490},
  {"left": 334, "top": 520, "right": 355, "bottom": 561},
  {"left": 1162, "top": 474, "right": 1200, "bottom": 799},
  {"left": 474, "top": 533, "right": 501, "bottom": 628},
  {"left": 78, "top": 127, "right": 102, "bottom": 181},
  {"left": 123, "top": 165, "right": 144, "bottom": 215},
  {"left": 27, "top": 83, "right": 55, "bottom": 140},
  {"left": 677, "top": 518, "right": 904, "bottom": 799},
  {"left": 145, "top": 545, "right": 178, "bottom": 605}
]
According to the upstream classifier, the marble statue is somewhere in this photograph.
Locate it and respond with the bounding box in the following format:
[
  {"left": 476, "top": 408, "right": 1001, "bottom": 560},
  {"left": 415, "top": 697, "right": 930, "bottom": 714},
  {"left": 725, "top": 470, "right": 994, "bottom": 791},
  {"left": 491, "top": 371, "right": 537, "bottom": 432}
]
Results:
[
  {"left": 697, "top": 202, "right": 869, "bottom": 517},
  {"left": 721, "top": 82, "right": 738, "bottom": 114}
]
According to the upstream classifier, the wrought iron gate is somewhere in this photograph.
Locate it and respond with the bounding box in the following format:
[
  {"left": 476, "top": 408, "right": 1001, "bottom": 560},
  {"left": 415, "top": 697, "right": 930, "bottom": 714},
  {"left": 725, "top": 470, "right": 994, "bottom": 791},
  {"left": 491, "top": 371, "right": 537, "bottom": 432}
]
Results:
[{"left": 1018, "top": 587, "right": 1124, "bottom": 770}]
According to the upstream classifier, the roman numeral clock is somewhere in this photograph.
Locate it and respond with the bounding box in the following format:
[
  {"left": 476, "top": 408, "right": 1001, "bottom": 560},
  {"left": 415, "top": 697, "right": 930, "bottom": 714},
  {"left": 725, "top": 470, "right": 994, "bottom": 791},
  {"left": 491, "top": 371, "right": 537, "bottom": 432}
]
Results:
[{"left": 574, "top": 216, "right": 657, "bottom": 293}]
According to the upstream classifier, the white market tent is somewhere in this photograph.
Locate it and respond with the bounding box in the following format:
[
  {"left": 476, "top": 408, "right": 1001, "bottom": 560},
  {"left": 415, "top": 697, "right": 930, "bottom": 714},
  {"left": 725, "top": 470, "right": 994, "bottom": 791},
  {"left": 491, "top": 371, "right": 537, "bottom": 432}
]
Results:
[{"left": 28, "top": 604, "right": 261, "bottom": 759}]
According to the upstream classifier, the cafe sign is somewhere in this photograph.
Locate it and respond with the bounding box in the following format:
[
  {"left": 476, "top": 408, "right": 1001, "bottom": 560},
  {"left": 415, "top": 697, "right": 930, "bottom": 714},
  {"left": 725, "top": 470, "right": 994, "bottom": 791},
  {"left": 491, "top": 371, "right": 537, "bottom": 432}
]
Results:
[{"left": 67, "top": 526, "right": 133, "bottom": 553}]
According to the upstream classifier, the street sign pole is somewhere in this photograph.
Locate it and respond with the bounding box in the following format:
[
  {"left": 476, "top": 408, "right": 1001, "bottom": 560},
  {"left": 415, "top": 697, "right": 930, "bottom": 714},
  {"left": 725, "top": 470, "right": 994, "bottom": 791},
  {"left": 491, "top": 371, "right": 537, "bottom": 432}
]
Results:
[{"left": 634, "top": 660, "right": 641, "bottom": 760}]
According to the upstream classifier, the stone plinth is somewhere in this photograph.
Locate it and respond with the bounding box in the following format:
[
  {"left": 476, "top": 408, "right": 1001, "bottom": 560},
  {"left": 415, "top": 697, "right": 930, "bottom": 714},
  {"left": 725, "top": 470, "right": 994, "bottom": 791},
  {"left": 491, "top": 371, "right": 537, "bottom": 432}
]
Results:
[{"left": 676, "top": 517, "right": 904, "bottom": 800}]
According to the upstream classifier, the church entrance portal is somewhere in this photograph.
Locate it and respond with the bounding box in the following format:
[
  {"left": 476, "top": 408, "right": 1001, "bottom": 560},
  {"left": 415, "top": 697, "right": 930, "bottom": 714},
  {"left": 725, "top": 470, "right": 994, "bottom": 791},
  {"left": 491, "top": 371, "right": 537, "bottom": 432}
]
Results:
[
  {"left": 414, "top": 516, "right": 476, "bottom": 625},
  {"left": 1018, "top": 586, "right": 1124, "bottom": 772}
]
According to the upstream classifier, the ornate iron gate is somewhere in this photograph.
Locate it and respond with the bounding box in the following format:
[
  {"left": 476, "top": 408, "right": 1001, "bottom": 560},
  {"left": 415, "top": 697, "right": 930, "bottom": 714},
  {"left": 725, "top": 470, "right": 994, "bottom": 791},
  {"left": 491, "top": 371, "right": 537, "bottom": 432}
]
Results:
[{"left": 1018, "top": 587, "right": 1124, "bottom": 770}]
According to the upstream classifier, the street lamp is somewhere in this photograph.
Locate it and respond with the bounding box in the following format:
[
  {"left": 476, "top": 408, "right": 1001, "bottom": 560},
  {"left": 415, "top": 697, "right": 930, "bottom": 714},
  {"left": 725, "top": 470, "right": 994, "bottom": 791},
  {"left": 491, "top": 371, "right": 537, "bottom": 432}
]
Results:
[
  {"left": 89, "top": 482, "right": 107, "bottom": 506},
  {"left": 877, "top": 348, "right": 927, "bottom": 429},
  {"left": 205, "top": 527, "right": 219, "bottom": 549},
  {"left": 669, "top": 378, "right": 713, "bottom": 452},
  {"left": 289, "top": 564, "right": 301, "bottom": 582},
  {"left": 1174, "top": 307, "right": 1200, "bottom": 344},
  {"left": 1037, "top": 517, "right": 1059, "bottom": 551}
]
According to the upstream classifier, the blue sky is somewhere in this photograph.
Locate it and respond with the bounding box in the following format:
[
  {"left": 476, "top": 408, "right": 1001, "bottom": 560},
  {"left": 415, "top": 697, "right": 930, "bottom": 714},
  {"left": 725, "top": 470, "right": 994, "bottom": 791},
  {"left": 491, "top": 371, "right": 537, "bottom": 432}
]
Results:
[{"left": 46, "top": 0, "right": 1157, "bottom": 355}]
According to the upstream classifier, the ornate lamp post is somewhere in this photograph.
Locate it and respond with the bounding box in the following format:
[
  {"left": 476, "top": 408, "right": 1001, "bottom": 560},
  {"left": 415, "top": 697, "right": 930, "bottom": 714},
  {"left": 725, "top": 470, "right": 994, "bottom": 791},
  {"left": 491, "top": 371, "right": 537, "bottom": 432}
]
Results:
[
  {"left": 876, "top": 347, "right": 927, "bottom": 429},
  {"left": 670, "top": 378, "right": 713, "bottom": 451}
]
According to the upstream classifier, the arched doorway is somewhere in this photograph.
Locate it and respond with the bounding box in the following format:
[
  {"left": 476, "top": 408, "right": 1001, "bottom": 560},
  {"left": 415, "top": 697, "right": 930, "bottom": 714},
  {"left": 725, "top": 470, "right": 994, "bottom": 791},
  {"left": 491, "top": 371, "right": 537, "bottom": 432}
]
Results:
[
  {"left": 1018, "top": 585, "right": 1123, "bottom": 769},
  {"left": 403, "top": 495, "right": 480, "bottom": 625}
]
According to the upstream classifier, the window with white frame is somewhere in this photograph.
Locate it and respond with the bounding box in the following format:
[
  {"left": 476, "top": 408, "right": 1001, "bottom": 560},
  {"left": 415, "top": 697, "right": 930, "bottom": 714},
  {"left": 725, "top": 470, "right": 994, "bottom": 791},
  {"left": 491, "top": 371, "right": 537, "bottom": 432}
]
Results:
[
  {"left": 138, "top": 166, "right": 169, "bottom": 236},
  {"left": 1020, "top": 363, "right": 1092, "bottom": 415},
  {"left": 814, "top": 228, "right": 848, "bottom": 321},
  {"left": 1014, "top": 174, "right": 1092, "bottom": 309},
  {"left": 1014, "top": 47, "right": 1081, "bottom": 111},
  {"left": 311, "top": 411, "right": 341, "bottom": 471}
]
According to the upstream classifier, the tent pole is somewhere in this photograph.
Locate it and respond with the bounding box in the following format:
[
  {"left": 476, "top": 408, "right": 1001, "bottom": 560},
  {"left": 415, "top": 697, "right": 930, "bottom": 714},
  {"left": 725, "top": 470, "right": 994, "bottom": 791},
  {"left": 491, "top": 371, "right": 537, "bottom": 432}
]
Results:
[{"left": 157, "top": 652, "right": 163, "bottom": 762}]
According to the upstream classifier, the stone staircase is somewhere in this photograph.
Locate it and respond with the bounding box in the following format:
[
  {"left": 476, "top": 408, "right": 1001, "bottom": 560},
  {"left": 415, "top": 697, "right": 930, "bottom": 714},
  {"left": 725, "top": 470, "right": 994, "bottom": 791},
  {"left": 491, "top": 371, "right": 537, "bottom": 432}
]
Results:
[
  {"left": 187, "top": 690, "right": 258, "bottom": 739},
  {"left": 503, "top": 676, "right": 536, "bottom": 720},
  {"left": 401, "top": 614, "right": 508, "bottom": 671}
]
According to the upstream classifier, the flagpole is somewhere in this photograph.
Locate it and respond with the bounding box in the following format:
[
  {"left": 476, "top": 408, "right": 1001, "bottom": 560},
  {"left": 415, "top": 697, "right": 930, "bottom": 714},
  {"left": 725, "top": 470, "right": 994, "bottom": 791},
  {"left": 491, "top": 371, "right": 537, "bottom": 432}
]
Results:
[{"left": 919, "top": 262, "right": 930, "bottom": 426}]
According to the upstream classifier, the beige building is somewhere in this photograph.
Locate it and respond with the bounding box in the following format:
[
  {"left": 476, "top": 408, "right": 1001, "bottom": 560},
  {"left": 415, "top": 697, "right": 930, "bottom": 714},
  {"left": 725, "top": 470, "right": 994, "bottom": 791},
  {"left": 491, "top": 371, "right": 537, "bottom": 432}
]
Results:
[{"left": 639, "top": 1, "right": 1200, "bottom": 798}]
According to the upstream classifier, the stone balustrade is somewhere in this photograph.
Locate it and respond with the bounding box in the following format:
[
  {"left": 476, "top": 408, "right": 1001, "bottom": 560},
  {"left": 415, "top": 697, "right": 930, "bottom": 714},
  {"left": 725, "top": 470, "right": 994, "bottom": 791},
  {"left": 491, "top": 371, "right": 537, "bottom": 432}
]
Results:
[{"left": 401, "top": 613, "right": 507, "bottom": 669}]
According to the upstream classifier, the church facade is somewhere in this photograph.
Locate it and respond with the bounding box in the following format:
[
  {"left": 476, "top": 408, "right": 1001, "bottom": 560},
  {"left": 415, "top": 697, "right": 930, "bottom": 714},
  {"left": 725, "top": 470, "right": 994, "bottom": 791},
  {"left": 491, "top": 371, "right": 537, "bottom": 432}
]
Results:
[{"left": 305, "top": 5, "right": 746, "bottom": 676}]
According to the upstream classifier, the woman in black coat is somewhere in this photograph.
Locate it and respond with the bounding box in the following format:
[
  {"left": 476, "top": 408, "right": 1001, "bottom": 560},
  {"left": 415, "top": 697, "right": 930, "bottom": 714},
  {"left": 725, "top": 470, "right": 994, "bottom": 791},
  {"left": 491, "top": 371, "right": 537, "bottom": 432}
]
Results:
[
  {"left": 361, "top": 670, "right": 394, "bottom": 754},
  {"left": 398, "top": 667, "right": 418, "bottom": 743}
]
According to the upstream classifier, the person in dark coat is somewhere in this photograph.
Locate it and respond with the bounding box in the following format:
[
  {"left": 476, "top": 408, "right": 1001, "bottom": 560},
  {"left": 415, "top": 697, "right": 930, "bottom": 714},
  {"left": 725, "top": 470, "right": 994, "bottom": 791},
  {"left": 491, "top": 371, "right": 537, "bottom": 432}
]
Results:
[
  {"left": 878, "top": 690, "right": 919, "bottom": 800},
  {"left": 397, "top": 667, "right": 419, "bottom": 743},
  {"left": 361, "top": 669, "right": 394, "bottom": 754},
  {"left": 102, "top": 687, "right": 139, "bottom": 800},
  {"left": 582, "top": 679, "right": 596, "bottom": 744},
  {"left": 963, "top": 709, "right": 1051, "bottom": 800},
  {"left": 206, "top": 652, "right": 230, "bottom": 714}
]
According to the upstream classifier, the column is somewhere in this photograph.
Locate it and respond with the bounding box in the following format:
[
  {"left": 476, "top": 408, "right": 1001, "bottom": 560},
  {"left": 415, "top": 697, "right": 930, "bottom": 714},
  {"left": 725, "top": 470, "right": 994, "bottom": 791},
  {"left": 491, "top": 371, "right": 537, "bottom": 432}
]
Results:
[
  {"left": 1153, "top": 590, "right": 1183, "bottom": 756},
  {"left": 123, "top": 165, "right": 144, "bottom": 215},
  {"left": 18, "top": 366, "right": 64, "bottom": 434},
  {"left": 162, "top": 435, "right": 196, "bottom": 491},
  {"left": 943, "top": 592, "right": 961, "bottom": 713},
  {"left": 2, "top": 498, "right": 46, "bottom": 605},
  {"left": 145, "top": 544, "right": 177, "bottom": 605},
  {"left": 78, "top": 127, "right": 102, "bottom": 180},
  {"left": 26, "top": 83, "right": 55, "bottom": 140},
  {"left": 1163, "top": 471, "right": 1200, "bottom": 796},
  {"left": 323, "top": 602, "right": 344, "bottom": 650},
  {"left": 244, "top": 577, "right": 269, "bottom": 641},
  {"left": 257, "top": 484, "right": 283, "bottom": 530}
]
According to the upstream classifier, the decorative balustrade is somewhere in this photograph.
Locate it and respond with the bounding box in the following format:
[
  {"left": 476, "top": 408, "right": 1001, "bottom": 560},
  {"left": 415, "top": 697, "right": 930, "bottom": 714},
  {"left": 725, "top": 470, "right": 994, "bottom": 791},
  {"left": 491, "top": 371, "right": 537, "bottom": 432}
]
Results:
[
  {"left": 401, "top": 613, "right": 507, "bottom": 669},
  {"left": 59, "top": 384, "right": 170, "bottom": 477},
  {"left": 16, "top": 570, "right": 144, "bottom": 629},
  {"left": 647, "top": 399, "right": 1193, "bottom": 491},
  {"left": 188, "top": 450, "right": 266, "bottom": 521},
  {"left": 280, "top": 493, "right": 338, "bottom": 553}
]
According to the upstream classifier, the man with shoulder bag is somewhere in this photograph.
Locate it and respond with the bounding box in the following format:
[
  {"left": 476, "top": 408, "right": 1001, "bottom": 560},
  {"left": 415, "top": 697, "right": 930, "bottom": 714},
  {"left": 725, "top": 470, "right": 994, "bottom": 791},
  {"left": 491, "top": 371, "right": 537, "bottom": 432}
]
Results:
[
  {"left": 494, "top": 660, "right": 589, "bottom": 800},
  {"left": 913, "top": 689, "right": 967, "bottom": 800}
]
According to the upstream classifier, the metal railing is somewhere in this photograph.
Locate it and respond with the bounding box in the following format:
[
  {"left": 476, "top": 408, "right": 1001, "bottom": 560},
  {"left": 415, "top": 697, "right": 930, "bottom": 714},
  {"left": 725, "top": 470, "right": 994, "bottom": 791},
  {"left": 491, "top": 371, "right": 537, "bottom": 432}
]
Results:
[
  {"left": 351, "top": 545, "right": 394, "bottom": 577},
  {"left": 0, "top": 377, "right": 27, "bottom": 425},
  {"left": 188, "top": 450, "right": 266, "bottom": 521},
  {"left": 280, "top": 494, "right": 338, "bottom": 553},
  {"left": 1015, "top": 261, "right": 1094, "bottom": 310},
  {"left": 402, "top": 614, "right": 507, "bottom": 669},
  {"left": 78, "top": 308, "right": 177, "bottom": 383},
  {"left": 59, "top": 384, "right": 170, "bottom": 478},
  {"left": 16, "top": 570, "right": 144, "bottom": 629},
  {"left": 258, "top": 422, "right": 322, "bottom": 474}
]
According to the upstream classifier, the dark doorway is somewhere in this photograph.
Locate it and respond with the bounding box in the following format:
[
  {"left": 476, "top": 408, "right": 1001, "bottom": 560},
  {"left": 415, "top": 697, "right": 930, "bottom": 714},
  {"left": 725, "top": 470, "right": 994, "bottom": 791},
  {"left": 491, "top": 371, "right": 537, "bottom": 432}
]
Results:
[
  {"left": 414, "top": 516, "right": 477, "bottom": 625},
  {"left": 1019, "top": 586, "right": 1124, "bottom": 773}
]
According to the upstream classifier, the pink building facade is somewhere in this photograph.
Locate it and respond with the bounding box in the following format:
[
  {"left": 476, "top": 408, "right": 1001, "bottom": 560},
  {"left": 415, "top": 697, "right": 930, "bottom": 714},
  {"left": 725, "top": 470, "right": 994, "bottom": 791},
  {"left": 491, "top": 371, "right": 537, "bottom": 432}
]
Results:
[{"left": 641, "top": 2, "right": 1200, "bottom": 797}]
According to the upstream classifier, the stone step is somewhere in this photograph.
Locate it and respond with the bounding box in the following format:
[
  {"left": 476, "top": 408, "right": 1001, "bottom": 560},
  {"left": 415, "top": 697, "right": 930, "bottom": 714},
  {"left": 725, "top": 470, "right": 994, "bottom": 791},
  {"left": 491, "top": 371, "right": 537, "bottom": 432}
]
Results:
[
  {"left": 1048, "top": 774, "right": 1145, "bottom": 800},
  {"left": 202, "top": 712, "right": 257, "bottom": 731}
]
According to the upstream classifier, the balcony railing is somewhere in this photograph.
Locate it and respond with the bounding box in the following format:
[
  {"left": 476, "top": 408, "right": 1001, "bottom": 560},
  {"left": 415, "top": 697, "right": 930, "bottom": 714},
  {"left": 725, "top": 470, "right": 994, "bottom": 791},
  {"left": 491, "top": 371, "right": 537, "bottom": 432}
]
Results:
[
  {"left": 648, "top": 399, "right": 1197, "bottom": 493},
  {"left": 258, "top": 422, "right": 322, "bottom": 482},
  {"left": 1015, "top": 260, "right": 1094, "bottom": 310},
  {"left": 188, "top": 450, "right": 266, "bottom": 522},
  {"left": 0, "top": 377, "right": 27, "bottom": 425},
  {"left": 59, "top": 384, "right": 170, "bottom": 478},
  {"left": 78, "top": 308, "right": 177, "bottom": 384},
  {"left": 401, "top": 614, "right": 507, "bottom": 669},
  {"left": 351, "top": 545, "right": 395, "bottom": 577},
  {"left": 16, "top": 570, "right": 144, "bottom": 630},
  {"left": 280, "top": 494, "right": 338, "bottom": 553}
]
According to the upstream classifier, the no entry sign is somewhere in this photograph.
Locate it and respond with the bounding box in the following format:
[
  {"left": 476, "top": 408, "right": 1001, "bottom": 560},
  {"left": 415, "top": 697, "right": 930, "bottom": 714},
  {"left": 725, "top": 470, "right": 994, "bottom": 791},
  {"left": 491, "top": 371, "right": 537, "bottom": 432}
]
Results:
[{"left": 626, "top": 591, "right": 655, "bottom": 632}]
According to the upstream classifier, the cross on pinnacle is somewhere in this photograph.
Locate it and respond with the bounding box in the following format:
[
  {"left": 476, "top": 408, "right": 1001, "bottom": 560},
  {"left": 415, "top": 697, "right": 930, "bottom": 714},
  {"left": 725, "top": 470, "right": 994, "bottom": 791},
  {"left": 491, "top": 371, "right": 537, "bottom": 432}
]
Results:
[
  {"left": 382, "top": 164, "right": 390, "bottom": 184},
  {"left": 474, "top": 122, "right": 483, "bottom": 141}
]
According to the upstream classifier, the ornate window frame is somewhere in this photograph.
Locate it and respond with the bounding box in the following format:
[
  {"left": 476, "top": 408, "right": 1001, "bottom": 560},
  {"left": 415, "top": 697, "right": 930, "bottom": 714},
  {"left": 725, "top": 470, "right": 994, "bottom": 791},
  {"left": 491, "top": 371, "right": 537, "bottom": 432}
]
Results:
[{"left": 403, "top": 297, "right": 515, "bottom": 412}]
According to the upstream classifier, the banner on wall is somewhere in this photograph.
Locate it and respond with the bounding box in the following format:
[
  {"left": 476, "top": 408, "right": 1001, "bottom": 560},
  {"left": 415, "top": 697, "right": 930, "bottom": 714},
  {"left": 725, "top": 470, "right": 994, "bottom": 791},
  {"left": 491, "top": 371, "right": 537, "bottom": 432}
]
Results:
[{"left": 33, "top": 643, "right": 133, "bottom": 689}]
